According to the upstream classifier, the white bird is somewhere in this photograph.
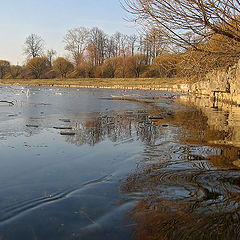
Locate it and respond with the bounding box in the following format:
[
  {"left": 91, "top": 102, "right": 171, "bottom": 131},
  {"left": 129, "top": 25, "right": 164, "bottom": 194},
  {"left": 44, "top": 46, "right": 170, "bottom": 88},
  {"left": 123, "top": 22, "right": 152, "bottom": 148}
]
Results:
[{"left": 26, "top": 89, "right": 30, "bottom": 98}]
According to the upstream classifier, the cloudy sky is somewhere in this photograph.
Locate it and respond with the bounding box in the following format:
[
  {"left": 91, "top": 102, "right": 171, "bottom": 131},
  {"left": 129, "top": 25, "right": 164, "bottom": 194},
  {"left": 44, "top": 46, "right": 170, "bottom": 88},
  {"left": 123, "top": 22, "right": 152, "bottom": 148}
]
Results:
[{"left": 0, "top": 0, "right": 136, "bottom": 64}]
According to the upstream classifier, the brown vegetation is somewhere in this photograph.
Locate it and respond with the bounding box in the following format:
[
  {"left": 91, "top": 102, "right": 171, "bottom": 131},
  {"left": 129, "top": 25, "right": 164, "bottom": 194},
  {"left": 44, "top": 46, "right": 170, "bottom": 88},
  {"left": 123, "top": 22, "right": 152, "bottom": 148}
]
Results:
[
  {"left": 52, "top": 57, "right": 74, "bottom": 78},
  {"left": 0, "top": 60, "right": 10, "bottom": 79},
  {"left": 123, "top": 0, "right": 240, "bottom": 50},
  {"left": 25, "top": 57, "right": 50, "bottom": 79},
  {"left": 3, "top": 1, "right": 240, "bottom": 82},
  {"left": 122, "top": 0, "right": 240, "bottom": 78}
]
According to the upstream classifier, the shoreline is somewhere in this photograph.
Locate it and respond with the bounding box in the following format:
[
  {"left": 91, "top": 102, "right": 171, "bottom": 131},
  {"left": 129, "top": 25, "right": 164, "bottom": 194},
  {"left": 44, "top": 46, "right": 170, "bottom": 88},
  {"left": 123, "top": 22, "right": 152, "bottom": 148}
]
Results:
[
  {"left": 0, "top": 77, "right": 188, "bottom": 93},
  {"left": 1, "top": 78, "right": 240, "bottom": 106}
]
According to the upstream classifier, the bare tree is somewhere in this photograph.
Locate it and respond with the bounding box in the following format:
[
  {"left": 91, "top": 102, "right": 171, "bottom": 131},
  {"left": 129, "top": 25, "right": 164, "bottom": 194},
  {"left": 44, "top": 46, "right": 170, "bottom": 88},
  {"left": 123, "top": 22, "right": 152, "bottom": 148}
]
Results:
[
  {"left": 139, "top": 28, "right": 168, "bottom": 63},
  {"left": 64, "top": 27, "right": 89, "bottom": 65},
  {"left": 105, "top": 36, "right": 118, "bottom": 59},
  {"left": 89, "top": 27, "right": 107, "bottom": 65},
  {"left": 46, "top": 49, "right": 57, "bottom": 67},
  {"left": 23, "top": 34, "right": 45, "bottom": 59},
  {"left": 122, "top": 0, "right": 240, "bottom": 55},
  {"left": 112, "top": 32, "right": 131, "bottom": 57},
  {"left": 128, "top": 34, "right": 138, "bottom": 56},
  {"left": 113, "top": 32, "right": 122, "bottom": 56}
]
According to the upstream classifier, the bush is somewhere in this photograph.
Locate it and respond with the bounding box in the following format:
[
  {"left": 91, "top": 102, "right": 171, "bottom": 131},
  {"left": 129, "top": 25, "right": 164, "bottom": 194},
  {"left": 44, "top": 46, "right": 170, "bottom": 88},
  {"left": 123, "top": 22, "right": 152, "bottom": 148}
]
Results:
[
  {"left": 26, "top": 57, "right": 50, "bottom": 79},
  {"left": 53, "top": 57, "right": 74, "bottom": 78},
  {"left": 150, "top": 55, "right": 178, "bottom": 78}
]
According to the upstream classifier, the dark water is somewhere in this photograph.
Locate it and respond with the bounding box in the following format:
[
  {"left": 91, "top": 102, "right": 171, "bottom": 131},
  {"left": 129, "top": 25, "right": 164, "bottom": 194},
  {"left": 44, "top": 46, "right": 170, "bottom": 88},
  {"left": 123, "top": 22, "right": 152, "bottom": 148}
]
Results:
[{"left": 0, "top": 86, "right": 240, "bottom": 240}]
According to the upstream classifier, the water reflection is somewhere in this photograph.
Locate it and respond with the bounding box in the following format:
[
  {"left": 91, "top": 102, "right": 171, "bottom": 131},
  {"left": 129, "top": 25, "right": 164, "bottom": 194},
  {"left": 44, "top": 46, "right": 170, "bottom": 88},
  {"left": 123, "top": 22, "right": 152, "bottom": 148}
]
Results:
[
  {"left": 177, "top": 95, "right": 240, "bottom": 148},
  {"left": 1, "top": 85, "right": 240, "bottom": 239},
  {"left": 0, "top": 86, "right": 178, "bottom": 240},
  {"left": 121, "top": 96, "right": 240, "bottom": 240},
  {"left": 56, "top": 95, "right": 240, "bottom": 239},
  {"left": 61, "top": 111, "right": 167, "bottom": 147}
]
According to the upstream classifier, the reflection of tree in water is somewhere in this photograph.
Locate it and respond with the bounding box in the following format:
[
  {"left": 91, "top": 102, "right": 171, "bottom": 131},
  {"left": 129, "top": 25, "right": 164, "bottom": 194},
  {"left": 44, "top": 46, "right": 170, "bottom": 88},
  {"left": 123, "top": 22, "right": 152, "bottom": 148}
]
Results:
[
  {"left": 64, "top": 98, "right": 240, "bottom": 239},
  {"left": 121, "top": 106, "right": 240, "bottom": 240},
  {"left": 64, "top": 111, "right": 165, "bottom": 146},
  {"left": 123, "top": 167, "right": 240, "bottom": 240},
  {"left": 172, "top": 108, "right": 240, "bottom": 168}
]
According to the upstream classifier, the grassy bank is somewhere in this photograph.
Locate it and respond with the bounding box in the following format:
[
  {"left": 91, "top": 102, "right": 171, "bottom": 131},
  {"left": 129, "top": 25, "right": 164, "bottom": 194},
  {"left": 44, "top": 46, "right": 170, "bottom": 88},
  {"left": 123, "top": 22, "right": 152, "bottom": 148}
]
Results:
[{"left": 0, "top": 77, "right": 186, "bottom": 89}]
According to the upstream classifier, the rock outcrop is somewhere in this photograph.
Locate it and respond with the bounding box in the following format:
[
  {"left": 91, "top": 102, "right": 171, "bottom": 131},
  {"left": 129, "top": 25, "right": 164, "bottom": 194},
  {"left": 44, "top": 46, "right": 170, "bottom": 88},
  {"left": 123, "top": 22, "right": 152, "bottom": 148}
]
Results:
[{"left": 185, "top": 60, "right": 240, "bottom": 105}]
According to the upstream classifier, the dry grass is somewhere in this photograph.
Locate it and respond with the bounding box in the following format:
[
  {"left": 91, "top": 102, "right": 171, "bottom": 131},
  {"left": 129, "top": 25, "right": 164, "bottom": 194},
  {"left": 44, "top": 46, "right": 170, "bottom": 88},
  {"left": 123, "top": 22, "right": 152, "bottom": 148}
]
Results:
[{"left": 0, "top": 77, "right": 186, "bottom": 89}]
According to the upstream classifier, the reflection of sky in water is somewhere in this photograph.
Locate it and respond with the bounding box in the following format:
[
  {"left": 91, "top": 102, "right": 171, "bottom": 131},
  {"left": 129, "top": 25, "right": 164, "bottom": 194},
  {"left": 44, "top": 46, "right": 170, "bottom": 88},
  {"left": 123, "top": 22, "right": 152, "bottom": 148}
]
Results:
[
  {"left": 1, "top": 85, "right": 240, "bottom": 240},
  {"left": 0, "top": 85, "right": 176, "bottom": 240}
]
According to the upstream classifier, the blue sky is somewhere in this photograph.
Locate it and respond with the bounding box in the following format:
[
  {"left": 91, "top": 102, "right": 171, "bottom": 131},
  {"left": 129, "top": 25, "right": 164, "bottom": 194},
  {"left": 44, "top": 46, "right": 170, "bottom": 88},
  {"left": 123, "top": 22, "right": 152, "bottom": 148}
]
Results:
[{"left": 0, "top": 0, "right": 136, "bottom": 64}]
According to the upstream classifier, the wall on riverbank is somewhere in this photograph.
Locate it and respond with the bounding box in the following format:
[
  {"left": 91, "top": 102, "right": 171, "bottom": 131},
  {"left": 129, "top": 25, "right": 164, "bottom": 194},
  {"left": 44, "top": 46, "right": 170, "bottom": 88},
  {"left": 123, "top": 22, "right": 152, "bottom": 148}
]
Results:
[{"left": 181, "top": 60, "right": 240, "bottom": 105}]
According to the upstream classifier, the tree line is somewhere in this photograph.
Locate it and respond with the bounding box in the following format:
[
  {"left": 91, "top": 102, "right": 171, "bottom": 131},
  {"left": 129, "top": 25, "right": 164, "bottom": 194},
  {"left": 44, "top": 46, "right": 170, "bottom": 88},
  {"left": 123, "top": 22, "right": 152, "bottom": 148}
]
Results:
[
  {"left": 0, "top": 26, "right": 178, "bottom": 80},
  {"left": 2, "top": 2, "right": 240, "bottom": 82},
  {"left": 123, "top": 0, "right": 240, "bottom": 78}
]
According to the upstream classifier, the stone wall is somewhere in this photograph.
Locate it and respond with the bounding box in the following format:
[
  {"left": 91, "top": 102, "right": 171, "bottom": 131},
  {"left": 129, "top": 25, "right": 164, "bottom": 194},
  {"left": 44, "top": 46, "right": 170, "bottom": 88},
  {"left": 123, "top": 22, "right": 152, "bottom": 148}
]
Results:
[{"left": 184, "top": 60, "right": 240, "bottom": 105}]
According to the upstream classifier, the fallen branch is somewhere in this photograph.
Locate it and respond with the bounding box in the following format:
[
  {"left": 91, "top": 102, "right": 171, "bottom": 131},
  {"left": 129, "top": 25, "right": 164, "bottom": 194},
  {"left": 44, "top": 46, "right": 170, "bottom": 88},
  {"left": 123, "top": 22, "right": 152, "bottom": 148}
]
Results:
[{"left": 0, "top": 100, "right": 14, "bottom": 106}]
